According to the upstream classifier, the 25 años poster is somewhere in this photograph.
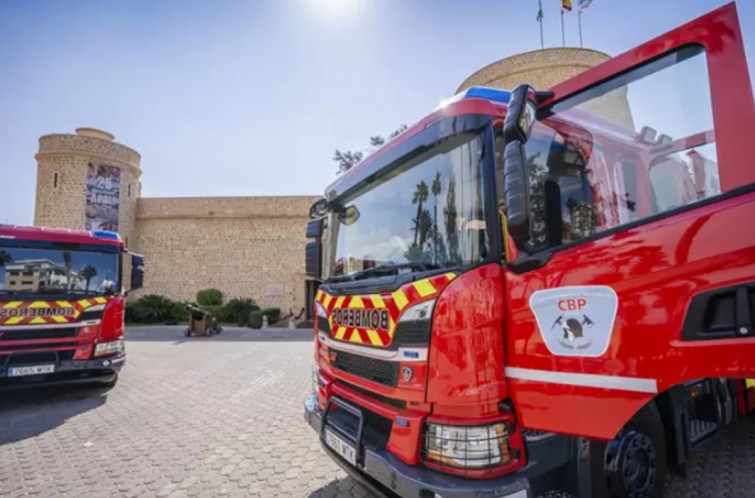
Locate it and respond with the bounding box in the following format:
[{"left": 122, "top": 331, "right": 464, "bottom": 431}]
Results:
[{"left": 86, "top": 163, "right": 121, "bottom": 232}]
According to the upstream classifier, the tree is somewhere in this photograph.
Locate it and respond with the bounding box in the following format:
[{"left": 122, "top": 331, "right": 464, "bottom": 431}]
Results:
[
  {"left": 443, "top": 174, "right": 460, "bottom": 264},
  {"left": 431, "top": 171, "right": 442, "bottom": 264},
  {"left": 333, "top": 150, "right": 363, "bottom": 174},
  {"left": 333, "top": 125, "right": 408, "bottom": 174},
  {"left": 80, "top": 265, "right": 97, "bottom": 292},
  {"left": 411, "top": 181, "right": 429, "bottom": 246}
]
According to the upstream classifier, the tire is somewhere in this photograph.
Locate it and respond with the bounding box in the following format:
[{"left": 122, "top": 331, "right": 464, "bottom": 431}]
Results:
[{"left": 592, "top": 402, "right": 668, "bottom": 498}]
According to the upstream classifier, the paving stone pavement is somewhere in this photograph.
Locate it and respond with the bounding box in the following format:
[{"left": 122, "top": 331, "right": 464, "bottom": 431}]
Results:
[
  {"left": 0, "top": 326, "right": 366, "bottom": 498},
  {"left": 1, "top": 325, "right": 754, "bottom": 498}
]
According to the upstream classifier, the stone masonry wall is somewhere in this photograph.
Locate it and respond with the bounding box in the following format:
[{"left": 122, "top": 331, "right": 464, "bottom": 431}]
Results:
[{"left": 133, "top": 196, "right": 318, "bottom": 313}]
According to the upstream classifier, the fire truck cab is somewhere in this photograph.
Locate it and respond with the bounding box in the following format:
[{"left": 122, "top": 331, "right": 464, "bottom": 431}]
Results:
[
  {"left": 305, "top": 4, "right": 755, "bottom": 497},
  {"left": 0, "top": 225, "right": 144, "bottom": 390}
]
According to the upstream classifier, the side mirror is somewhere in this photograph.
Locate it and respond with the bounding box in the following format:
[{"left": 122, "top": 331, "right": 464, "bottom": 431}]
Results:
[
  {"left": 502, "top": 84, "right": 538, "bottom": 245},
  {"left": 504, "top": 84, "right": 537, "bottom": 144},
  {"left": 130, "top": 253, "right": 145, "bottom": 291},
  {"left": 305, "top": 241, "right": 321, "bottom": 278},
  {"left": 502, "top": 141, "right": 530, "bottom": 241},
  {"left": 306, "top": 218, "right": 324, "bottom": 238}
]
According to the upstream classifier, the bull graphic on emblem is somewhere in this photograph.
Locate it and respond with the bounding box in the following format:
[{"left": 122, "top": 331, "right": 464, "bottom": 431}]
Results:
[{"left": 551, "top": 314, "right": 595, "bottom": 349}]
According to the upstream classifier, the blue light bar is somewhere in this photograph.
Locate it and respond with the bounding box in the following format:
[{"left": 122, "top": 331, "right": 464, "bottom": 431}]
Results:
[
  {"left": 435, "top": 86, "right": 511, "bottom": 111},
  {"left": 93, "top": 230, "right": 121, "bottom": 241},
  {"left": 462, "top": 86, "right": 511, "bottom": 104}
]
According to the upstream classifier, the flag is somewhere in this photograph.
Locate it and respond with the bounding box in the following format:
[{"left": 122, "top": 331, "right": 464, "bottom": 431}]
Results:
[
  {"left": 562, "top": 0, "right": 573, "bottom": 12},
  {"left": 536, "top": 0, "right": 543, "bottom": 21},
  {"left": 578, "top": 0, "right": 594, "bottom": 10}
]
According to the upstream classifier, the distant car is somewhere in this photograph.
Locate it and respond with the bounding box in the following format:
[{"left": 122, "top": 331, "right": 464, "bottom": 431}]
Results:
[{"left": 164, "top": 319, "right": 179, "bottom": 326}]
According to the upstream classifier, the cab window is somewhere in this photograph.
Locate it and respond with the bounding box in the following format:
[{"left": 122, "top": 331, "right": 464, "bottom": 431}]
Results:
[{"left": 523, "top": 45, "right": 720, "bottom": 250}]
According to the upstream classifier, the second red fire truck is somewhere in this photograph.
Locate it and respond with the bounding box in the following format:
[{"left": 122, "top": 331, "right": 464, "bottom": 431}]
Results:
[
  {"left": 0, "top": 225, "right": 143, "bottom": 390},
  {"left": 305, "top": 4, "right": 755, "bottom": 497}
]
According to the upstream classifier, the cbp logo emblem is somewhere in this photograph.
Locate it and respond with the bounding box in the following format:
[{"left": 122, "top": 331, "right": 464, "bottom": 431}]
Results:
[{"left": 529, "top": 286, "right": 618, "bottom": 357}]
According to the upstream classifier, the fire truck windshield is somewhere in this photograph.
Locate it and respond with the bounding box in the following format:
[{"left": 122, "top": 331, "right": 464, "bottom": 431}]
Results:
[
  {"left": 0, "top": 245, "right": 119, "bottom": 296},
  {"left": 327, "top": 132, "right": 489, "bottom": 280}
]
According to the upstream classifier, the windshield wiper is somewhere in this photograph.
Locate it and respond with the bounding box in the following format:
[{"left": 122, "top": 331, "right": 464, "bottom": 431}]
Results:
[{"left": 332, "top": 261, "right": 436, "bottom": 283}]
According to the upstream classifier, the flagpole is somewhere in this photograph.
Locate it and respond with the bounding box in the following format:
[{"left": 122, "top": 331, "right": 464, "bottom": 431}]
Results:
[
  {"left": 538, "top": 0, "right": 544, "bottom": 49},
  {"left": 539, "top": 18, "right": 544, "bottom": 49},
  {"left": 561, "top": 9, "right": 565, "bottom": 47},
  {"left": 578, "top": 8, "right": 583, "bottom": 47}
]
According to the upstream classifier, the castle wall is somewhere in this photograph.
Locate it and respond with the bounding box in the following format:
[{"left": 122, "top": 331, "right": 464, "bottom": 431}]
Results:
[{"left": 133, "top": 196, "right": 318, "bottom": 312}]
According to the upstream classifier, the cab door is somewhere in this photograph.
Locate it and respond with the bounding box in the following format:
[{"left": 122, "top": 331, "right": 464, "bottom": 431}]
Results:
[{"left": 503, "top": 2, "right": 755, "bottom": 440}]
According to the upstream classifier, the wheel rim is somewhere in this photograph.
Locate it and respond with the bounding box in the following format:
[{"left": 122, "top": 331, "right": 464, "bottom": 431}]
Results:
[{"left": 605, "top": 430, "right": 657, "bottom": 497}]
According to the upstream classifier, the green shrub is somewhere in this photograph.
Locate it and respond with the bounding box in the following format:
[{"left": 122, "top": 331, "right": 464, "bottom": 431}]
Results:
[
  {"left": 224, "top": 298, "right": 259, "bottom": 326},
  {"left": 249, "top": 310, "right": 264, "bottom": 329},
  {"left": 261, "top": 307, "right": 281, "bottom": 324},
  {"left": 171, "top": 301, "right": 190, "bottom": 321},
  {"left": 132, "top": 294, "right": 178, "bottom": 323},
  {"left": 201, "top": 304, "right": 227, "bottom": 323},
  {"left": 125, "top": 300, "right": 137, "bottom": 323},
  {"left": 196, "top": 288, "right": 223, "bottom": 306}
]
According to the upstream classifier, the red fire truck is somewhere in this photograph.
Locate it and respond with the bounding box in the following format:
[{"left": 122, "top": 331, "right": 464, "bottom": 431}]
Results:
[
  {"left": 304, "top": 4, "right": 755, "bottom": 497},
  {"left": 0, "top": 225, "right": 143, "bottom": 390}
]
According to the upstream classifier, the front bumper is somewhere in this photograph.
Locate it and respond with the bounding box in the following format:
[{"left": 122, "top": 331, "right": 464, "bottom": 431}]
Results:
[
  {"left": 0, "top": 353, "right": 125, "bottom": 390},
  {"left": 304, "top": 394, "right": 574, "bottom": 498}
]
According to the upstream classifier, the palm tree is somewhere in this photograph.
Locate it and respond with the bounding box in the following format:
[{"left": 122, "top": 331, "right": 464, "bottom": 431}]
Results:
[
  {"left": 63, "top": 251, "right": 73, "bottom": 291},
  {"left": 431, "top": 172, "right": 442, "bottom": 264},
  {"left": 411, "top": 181, "right": 429, "bottom": 246},
  {"left": 80, "top": 265, "right": 98, "bottom": 292}
]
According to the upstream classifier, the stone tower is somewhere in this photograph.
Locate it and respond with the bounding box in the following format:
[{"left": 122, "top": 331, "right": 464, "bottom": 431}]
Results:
[
  {"left": 457, "top": 47, "right": 634, "bottom": 130},
  {"left": 34, "top": 128, "right": 142, "bottom": 247}
]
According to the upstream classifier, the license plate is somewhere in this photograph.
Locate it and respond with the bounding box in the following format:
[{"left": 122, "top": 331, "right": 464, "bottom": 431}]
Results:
[
  {"left": 324, "top": 428, "right": 357, "bottom": 466},
  {"left": 8, "top": 364, "right": 55, "bottom": 377}
]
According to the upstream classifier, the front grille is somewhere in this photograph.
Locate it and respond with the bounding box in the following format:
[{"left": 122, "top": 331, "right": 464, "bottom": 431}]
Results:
[
  {"left": 331, "top": 351, "right": 398, "bottom": 387},
  {"left": 0, "top": 327, "right": 78, "bottom": 341},
  {"left": 317, "top": 316, "right": 331, "bottom": 334},
  {"left": 0, "top": 349, "right": 75, "bottom": 367},
  {"left": 391, "top": 320, "right": 431, "bottom": 348},
  {"left": 339, "top": 380, "right": 406, "bottom": 409}
]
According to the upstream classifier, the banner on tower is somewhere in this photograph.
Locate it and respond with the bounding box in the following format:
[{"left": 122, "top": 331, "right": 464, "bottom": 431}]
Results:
[{"left": 86, "top": 163, "right": 121, "bottom": 232}]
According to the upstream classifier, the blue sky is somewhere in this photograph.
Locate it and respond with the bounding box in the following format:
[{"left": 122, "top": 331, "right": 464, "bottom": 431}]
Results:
[{"left": 1, "top": 0, "right": 753, "bottom": 226}]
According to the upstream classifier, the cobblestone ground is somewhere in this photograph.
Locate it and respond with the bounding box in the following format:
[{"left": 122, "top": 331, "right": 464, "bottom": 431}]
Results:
[
  {"left": 1, "top": 326, "right": 754, "bottom": 498},
  {"left": 0, "top": 327, "right": 366, "bottom": 498}
]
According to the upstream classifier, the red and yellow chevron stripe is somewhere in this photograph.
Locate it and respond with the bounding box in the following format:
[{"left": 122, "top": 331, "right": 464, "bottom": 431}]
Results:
[
  {"left": 315, "top": 272, "right": 456, "bottom": 348},
  {"left": 0, "top": 297, "right": 112, "bottom": 326}
]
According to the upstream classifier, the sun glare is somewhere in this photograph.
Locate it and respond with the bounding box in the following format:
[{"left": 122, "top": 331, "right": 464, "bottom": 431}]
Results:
[{"left": 306, "top": 0, "right": 367, "bottom": 22}]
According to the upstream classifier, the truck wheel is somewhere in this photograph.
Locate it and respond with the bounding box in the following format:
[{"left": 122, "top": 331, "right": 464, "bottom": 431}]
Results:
[{"left": 596, "top": 403, "right": 667, "bottom": 498}]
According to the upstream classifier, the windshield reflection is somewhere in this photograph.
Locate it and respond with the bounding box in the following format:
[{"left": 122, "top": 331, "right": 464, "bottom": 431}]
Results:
[
  {"left": 0, "top": 247, "right": 119, "bottom": 296},
  {"left": 329, "top": 133, "right": 489, "bottom": 280}
]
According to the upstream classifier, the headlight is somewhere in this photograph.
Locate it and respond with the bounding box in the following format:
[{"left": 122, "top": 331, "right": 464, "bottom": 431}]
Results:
[
  {"left": 312, "top": 365, "right": 319, "bottom": 393},
  {"left": 424, "top": 421, "right": 523, "bottom": 475},
  {"left": 399, "top": 299, "right": 435, "bottom": 322},
  {"left": 94, "top": 339, "right": 125, "bottom": 357},
  {"left": 315, "top": 302, "right": 327, "bottom": 318}
]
